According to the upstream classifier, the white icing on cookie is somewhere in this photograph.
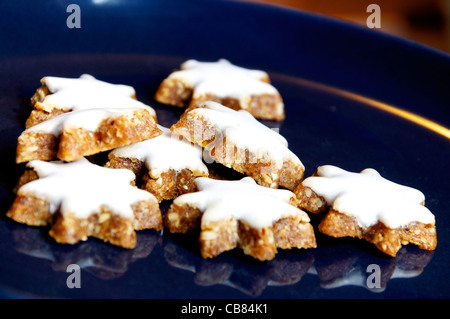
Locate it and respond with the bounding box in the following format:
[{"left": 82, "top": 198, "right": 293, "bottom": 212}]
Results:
[
  {"left": 19, "top": 158, "right": 155, "bottom": 219},
  {"left": 110, "top": 125, "right": 208, "bottom": 178},
  {"left": 177, "top": 59, "right": 269, "bottom": 86},
  {"left": 302, "top": 165, "right": 435, "bottom": 228},
  {"left": 170, "top": 59, "right": 281, "bottom": 112},
  {"left": 43, "top": 74, "right": 136, "bottom": 97},
  {"left": 38, "top": 74, "right": 156, "bottom": 118},
  {"left": 180, "top": 101, "right": 303, "bottom": 171},
  {"left": 25, "top": 108, "right": 142, "bottom": 136},
  {"left": 174, "top": 177, "right": 309, "bottom": 229}
]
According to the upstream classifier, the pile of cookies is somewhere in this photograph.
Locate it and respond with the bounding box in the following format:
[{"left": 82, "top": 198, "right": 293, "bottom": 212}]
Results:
[{"left": 7, "top": 59, "right": 437, "bottom": 261}]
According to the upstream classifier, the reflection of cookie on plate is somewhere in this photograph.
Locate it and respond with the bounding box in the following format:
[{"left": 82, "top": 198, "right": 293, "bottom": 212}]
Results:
[
  {"left": 171, "top": 101, "right": 304, "bottom": 190},
  {"left": 294, "top": 165, "right": 437, "bottom": 256},
  {"left": 11, "top": 225, "right": 161, "bottom": 280},
  {"left": 106, "top": 125, "right": 209, "bottom": 202},
  {"left": 155, "top": 59, "right": 285, "bottom": 120},
  {"left": 7, "top": 158, "right": 162, "bottom": 249},
  {"left": 313, "top": 243, "right": 434, "bottom": 292},
  {"left": 165, "top": 177, "right": 316, "bottom": 261},
  {"left": 163, "top": 234, "right": 314, "bottom": 296}
]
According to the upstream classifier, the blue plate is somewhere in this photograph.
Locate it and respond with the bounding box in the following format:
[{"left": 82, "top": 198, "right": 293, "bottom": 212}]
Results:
[{"left": 0, "top": 0, "right": 449, "bottom": 299}]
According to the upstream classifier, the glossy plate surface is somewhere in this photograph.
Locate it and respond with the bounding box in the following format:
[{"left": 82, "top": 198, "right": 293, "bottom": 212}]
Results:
[{"left": 0, "top": 0, "right": 449, "bottom": 298}]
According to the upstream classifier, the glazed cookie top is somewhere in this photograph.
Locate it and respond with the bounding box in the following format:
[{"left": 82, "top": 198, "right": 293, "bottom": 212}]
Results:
[
  {"left": 110, "top": 125, "right": 208, "bottom": 178},
  {"left": 171, "top": 59, "right": 279, "bottom": 98},
  {"left": 177, "top": 59, "right": 269, "bottom": 85},
  {"left": 301, "top": 165, "right": 435, "bottom": 228},
  {"left": 175, "top": 101, "right": 303, "bottom": 170},
  {"left": 43, "top": 74, "right": 136, "bottom": 97},
  {"left": 36, "top": 74, "right": 156, "bottom": 118},
  {"left": 174, "top": 177, "right": 310, "bottom": 229},
  {"left": 18, "top": 158, "right": 155, "bottom": 219}
]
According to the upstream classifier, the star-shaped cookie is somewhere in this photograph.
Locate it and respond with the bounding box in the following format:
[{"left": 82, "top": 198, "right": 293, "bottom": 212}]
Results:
[
  {"left": 27, "top": 74, "right": 157, "bottom": 127},
  {"left": 16, "top": 107, "right": 161, "bottom": 163},
  {"left": 155, "top": 59, "right": 285, "bottom": 120},
  {"left": 294, "top": 165, "right": 437, "bottom": 256},
  {"left": 171, "top": 101, "right": 304, "bottom": 190},
  {"left": 16, "top": 74, "right": 162, "bottom": 163},
  {"left": 106, "top": 125, "right": 209, "bottom": 202},
  {"left": 165, "top": 177, "right": 316, "bottom": 261},
  {"left": 7, "top": 158, "right": 162, "bottom": 249}
]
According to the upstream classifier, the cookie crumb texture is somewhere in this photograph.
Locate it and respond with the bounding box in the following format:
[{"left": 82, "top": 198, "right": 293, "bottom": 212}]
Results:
[{"left": 319, "top": 210, "right": 436, "bottom": 257}]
